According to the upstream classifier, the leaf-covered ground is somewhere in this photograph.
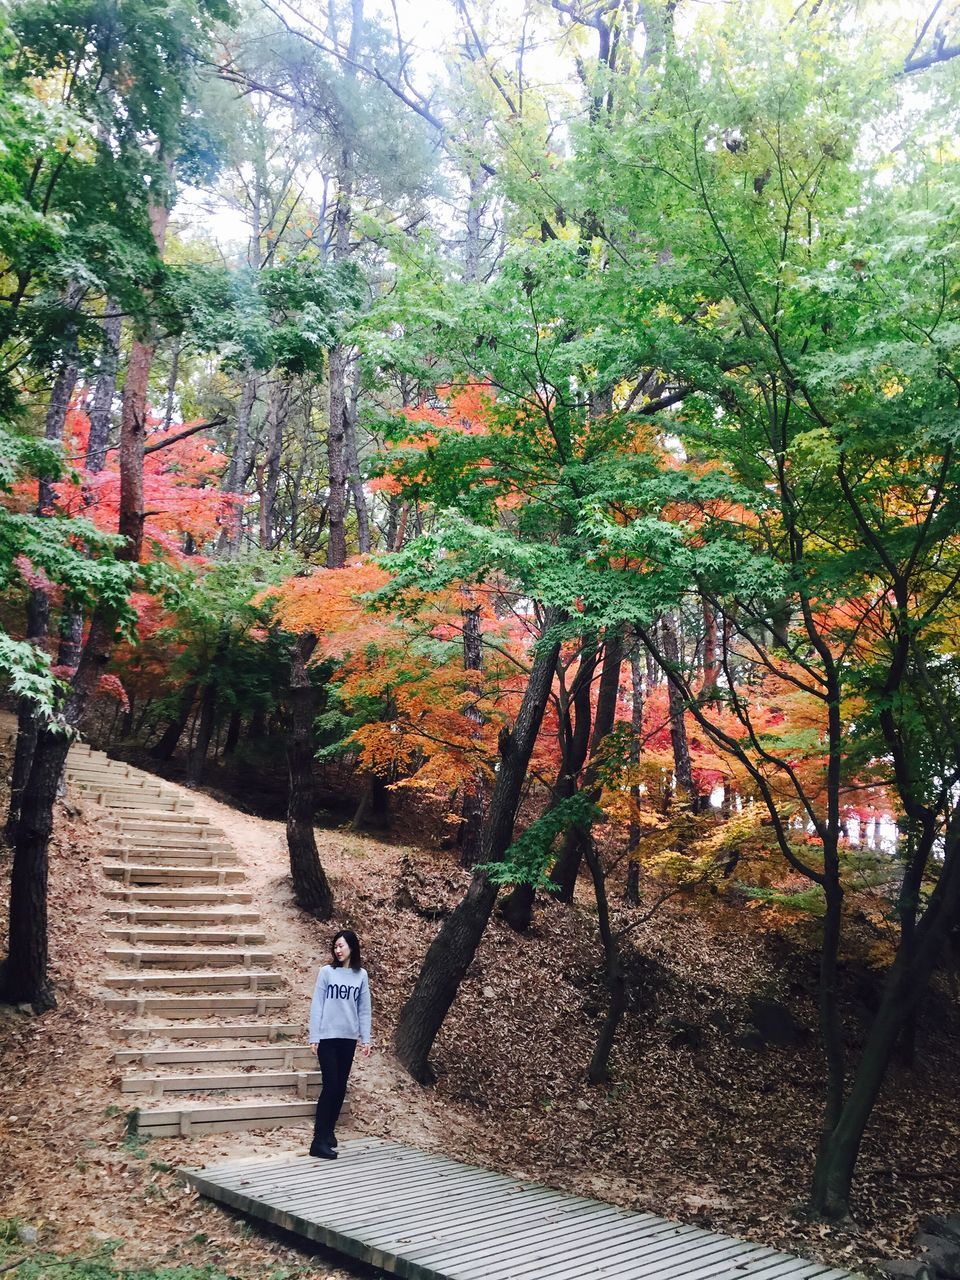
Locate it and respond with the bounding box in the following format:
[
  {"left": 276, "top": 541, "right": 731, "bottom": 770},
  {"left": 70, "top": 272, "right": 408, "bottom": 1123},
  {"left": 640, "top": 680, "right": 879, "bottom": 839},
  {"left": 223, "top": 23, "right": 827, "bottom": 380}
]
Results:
[{"left": 0, "top": 738, "right": 957, "bottom": 1279}]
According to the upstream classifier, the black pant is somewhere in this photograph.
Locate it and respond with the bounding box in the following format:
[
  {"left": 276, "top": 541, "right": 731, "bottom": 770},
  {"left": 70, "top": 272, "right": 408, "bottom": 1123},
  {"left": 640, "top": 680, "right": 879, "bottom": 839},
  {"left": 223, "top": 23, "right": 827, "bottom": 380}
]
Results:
[{"left": 313, "top": 1038, "right": 356, "bottom": 1143}]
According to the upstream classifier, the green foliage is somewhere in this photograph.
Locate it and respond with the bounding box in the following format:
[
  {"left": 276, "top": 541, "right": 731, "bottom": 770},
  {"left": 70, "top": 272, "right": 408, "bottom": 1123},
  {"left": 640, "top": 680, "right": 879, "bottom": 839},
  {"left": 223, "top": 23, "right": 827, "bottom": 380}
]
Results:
[{"left": 483, "top": 793, "right": 604, "bottom": 889}]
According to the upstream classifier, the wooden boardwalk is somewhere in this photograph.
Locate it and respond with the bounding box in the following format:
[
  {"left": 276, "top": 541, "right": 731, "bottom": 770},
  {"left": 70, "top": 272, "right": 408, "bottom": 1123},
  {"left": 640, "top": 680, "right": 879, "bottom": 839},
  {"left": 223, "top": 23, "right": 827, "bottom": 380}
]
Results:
[{"left": 184, "top": 1138, "right": 862, "bottom": 1280}]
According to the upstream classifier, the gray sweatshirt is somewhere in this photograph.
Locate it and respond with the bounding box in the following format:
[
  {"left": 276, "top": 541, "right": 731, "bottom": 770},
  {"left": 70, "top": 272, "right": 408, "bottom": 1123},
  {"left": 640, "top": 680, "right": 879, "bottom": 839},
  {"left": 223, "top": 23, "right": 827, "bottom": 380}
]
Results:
[{"left": 309, "top": 964, "right": 372, "bottom": 1044}]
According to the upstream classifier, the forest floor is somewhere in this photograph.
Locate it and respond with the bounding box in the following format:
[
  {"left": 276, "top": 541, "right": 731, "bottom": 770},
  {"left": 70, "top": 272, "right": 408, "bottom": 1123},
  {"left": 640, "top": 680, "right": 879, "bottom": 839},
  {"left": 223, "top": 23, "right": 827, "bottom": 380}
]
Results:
[{"left": 1, "top": 728, "right": 958, "bottom": 1279}]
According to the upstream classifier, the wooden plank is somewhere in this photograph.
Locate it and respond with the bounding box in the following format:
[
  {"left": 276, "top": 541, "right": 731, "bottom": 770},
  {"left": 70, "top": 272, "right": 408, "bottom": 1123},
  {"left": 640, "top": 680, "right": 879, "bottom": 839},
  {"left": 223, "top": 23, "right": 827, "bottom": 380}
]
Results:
[
  {"left": 184, "top": 1140, "right": 863, "bottom": 1280},
  {"left": 137, "top": 1099, "right": 316, "bottom": 1136},
  {"left": 105, "top": 948, "right": 274, "bottom": 966},
  {"left": 104, "top": 888, "right": 253, "bottom": 903},
  {"left": 104, "top": 908, "right": 260, "bottom": 921},
  {"left": 104, "top": 928, "right": 266, "bottom": 945},
  {"left": 102, "top": 971, "right": 283, "bottom": 990},
  {"left": 119, "top": 1022, "right": 300, "bottom": 1040},
  {"left": 115, "top": 1046, "right": 315, "bottom": 1067},
  {"left": 106, "top": 810, "right": 212, "bottom": 825},
  {"left": 121, "top": 1069, "right": 320, "bottom": 1095},
  {"left": 105, "top": 993, "right": 288, "bottom": 1014},
  {"left": 102, "top": 864, "right": 245, "bottom": 883}
]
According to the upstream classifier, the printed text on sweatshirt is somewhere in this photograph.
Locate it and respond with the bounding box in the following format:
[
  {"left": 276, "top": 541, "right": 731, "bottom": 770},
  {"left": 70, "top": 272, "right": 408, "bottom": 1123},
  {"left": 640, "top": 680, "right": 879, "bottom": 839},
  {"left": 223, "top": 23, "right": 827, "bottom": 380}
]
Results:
[{"left": 309, "top": 964, "right": 372, "bottom": 1044}]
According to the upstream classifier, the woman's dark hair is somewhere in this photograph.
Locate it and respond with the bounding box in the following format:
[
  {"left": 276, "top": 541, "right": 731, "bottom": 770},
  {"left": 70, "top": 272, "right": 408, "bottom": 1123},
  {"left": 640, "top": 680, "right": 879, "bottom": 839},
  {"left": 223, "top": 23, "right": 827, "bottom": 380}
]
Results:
[{"left": 332, "top": 929, "right": 362, "bottom": 971}]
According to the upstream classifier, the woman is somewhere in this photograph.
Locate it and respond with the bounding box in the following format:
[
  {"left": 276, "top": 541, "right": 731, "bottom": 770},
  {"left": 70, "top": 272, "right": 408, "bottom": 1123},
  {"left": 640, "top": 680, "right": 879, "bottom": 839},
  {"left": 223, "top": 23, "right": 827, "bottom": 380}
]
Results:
[{"left": 308, "top": 928, "right": 372, "bottom": 1159}]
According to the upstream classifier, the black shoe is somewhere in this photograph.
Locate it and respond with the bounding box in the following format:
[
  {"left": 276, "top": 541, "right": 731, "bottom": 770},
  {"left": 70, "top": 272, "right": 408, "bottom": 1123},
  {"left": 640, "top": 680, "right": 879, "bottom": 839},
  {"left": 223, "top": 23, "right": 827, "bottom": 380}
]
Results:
[
  {"left": 328, "top": 1133, "right": 338, "bottom": 1149},
  {"left": 309, "top": 1142, "right": 337, "bottom": 1159}
]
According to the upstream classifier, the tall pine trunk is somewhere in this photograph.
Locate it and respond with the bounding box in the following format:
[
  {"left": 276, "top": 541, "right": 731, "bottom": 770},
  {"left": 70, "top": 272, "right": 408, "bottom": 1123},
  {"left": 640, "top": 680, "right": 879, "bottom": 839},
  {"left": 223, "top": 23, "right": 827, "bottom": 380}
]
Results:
[{"left": 394, "top": 609, "right": 563, "bottom": 1083}]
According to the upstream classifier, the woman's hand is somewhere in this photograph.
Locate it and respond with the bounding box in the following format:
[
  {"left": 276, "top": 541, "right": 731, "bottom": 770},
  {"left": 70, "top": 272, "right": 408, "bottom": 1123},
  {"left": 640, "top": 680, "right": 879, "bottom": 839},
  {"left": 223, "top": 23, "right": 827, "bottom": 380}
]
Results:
[
  {"left": 361, "top": 1043, "right": 371, "bottom": 1058},
  {"left": 309, "top": 1043, "right": 318, "bottom": 1052}
]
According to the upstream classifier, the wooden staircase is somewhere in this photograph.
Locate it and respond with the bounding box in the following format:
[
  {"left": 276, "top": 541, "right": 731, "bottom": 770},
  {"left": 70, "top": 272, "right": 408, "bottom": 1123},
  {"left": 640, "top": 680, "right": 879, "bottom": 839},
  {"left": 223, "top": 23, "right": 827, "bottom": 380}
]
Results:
[{"left": 68, "top": 743, "right": 315, "bottom": 1139}]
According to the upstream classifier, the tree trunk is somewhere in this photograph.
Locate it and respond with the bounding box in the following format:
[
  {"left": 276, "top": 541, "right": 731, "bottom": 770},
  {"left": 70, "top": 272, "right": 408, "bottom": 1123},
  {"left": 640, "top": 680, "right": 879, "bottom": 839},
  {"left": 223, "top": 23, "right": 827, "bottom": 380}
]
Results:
[
  {"left": 0, "top": 195, "right": 169, "bottom": 1010},
  {"left": 223, "top": 709, "right": 242, "bottom": 757},
  {"left": 151, "top": 682, "right": 198, "bottom": 760},
  {"left": 0, "top": 725, "right": 70, "bottom": 1009},
  {"left": 0, "top": 610, "right": 115, "bottom": 1009},
  {"left": 625, "top": 637, "right": 644, "bottom": 907},
  {"left": 502, "top": 634, "right": 599, "bottom": 928},
  {"left": 260, "top": 377, "right": 287, "bottom": 548},
  {"left": 585, "top": 833, "right": 626, "bottom": 1083},
  {"left": 6, "top": 589, "right": 51, "bottom": 841},
  {"left": 286, "top": 630, "right": 334, "bottom": 918},
  {"left": 326, "top": 345, "right": 350, "bottom": 568},
  {"left": 344, "top": 358, "right": 370, "bottom": 553},
  {"left": 393, "top": 608, "right": 564, "bottom": 1083},
  {"left": 219, "top": 371, "right": 258, "bottom": 552},
  {"left": 85, "top": 308, "right": 121, "bottom": 474},
  {"left": 457, "top": 602, "right": 485, "bottom": 868},
  {"left": 809, "top": 845, "right": 960, "bottom": 1217},
  {"left": 550, "top": 628, "right": 623, "bottom": 901},
  {"left": 187, "top": 677, "right": 219, "bottom": 785},
  {"left": 661, "top": 612, "right": 696, "bottom": 807},
  {"left": 6, "top": 313, "right": 82, "bottom": 839}
]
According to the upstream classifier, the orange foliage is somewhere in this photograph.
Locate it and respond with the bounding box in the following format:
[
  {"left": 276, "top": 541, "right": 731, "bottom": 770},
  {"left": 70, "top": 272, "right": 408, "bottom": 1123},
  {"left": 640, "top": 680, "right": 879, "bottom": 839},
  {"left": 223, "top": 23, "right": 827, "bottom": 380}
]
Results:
[{"left": 46, "top": 401, "right": 241, "bottom": 560}]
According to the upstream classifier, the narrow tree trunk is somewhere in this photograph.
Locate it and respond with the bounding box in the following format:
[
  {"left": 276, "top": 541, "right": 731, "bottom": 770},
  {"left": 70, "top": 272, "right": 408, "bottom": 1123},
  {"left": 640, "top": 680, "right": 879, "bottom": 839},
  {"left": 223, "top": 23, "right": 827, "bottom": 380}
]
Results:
[
  {"left": 188, "top": 677, "right": 218, "bottom": 785},
  {"left": 86, "top": 309, "right": 122, "bottom": 474},
  {"left": 326, "top": 346, "right": 349, "bottom": 569},
  {"left": 625, "top": 638, "right": 644, "bottom": 906},
  {"left": 394, "top": 608, "right": 564, "bottom": 1083},
  {"left": 219, "top": 372, "right": 258, "bottom": 553},
  {"left": 151, "top": 682, "right": 198, "bottom": 760},
  {"left": 344, "top": 359, "right": 370, "bottom": 553},
  {"left": 661, "top": 612, "right": 696, "bottom": 807},
  {"left": 550, "top": 628, "right": 623, "bottom": 901},
  {"left": 809, "top": 845, "right": 960, "bottom": 1218},
  {"left": 457, "top": 603, "right": 485, "bottom": 867},
  {"left": 585, "top": 833, "right": 626, "bottom": 1083},
  {"left": 163, "top": 337, "right": 180, "bottom": 429},
  {"left": 701, "top": 595, "right": 719, "bottom": 694},
  {"left": 286, "top": 630, "right": 334, "bottom": 918},
  {"left": 6, "top": 590, "right": 50, "bottom": 840},
  {"left": 223, "top": 710, "right": 242, "bottom": 757},
  {"left": 260, "top": 377, "right": 287, "bottom": 548},
  {"left": 502, "top": 635, "right": 599, "bottom": 928}
]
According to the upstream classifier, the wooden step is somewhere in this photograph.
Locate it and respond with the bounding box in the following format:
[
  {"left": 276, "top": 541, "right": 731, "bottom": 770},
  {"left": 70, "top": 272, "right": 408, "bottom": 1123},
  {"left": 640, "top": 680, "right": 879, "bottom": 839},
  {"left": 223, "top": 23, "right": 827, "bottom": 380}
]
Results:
[
  {"left": 118, "top": 1022, "right": 300, "bottom": 1040},
  {"left": 84, "top": 793, "right": 193, "bottom": 812},
  {"left": 107, "top": 811, "right": 211, "bottom": 826},
  {"left": 105, "top": 947, "right": 275, "bottom": 968},
  {"left": 104, "top": 888, "right": 254, "bottom": 905},
  {"left": 72, "top": 776, "right": 166, "bottom": 794},
  {"left": 104, "top": 906, "right": 260, "bottom": 923},
  {"left": 107, "top": 828, "right": 229, "bottom": 845},
  {"left": 121, "top": 1069, "right": 321, "bottom": 1097},
  {"left": 133, "top": 1099, "right": 316, "bottom": 1137},
  {"left": 116, "top": 1045, "right": 314, "bottom": 1067},
  {"left": 107, "top": 825, "right": 219, "bottom": 841},
  {"left": 105, "top": 994, "right": 289, "bottom": 1015},
  {"left": 103, "top": 864, "right": 245, "bottom": 886},
  {"left": 104, "top": 927, "right": 266, "bottom": 945},
  {"left": 104, "top": 847, "right": 236, "bottom": 866},
  {"left": 102, "top": 970, "right": 282, "bottom": 992}
]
